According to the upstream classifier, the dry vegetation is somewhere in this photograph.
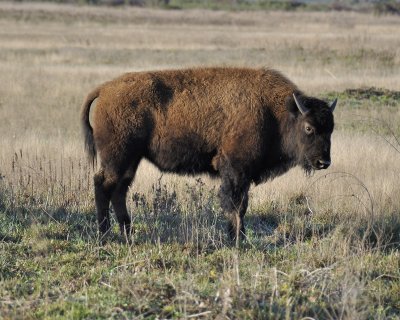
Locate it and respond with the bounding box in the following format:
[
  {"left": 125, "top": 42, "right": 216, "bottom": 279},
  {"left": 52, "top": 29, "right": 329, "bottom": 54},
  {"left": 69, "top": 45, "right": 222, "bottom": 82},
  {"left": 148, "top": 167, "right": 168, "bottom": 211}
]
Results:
[{"left": 0, "top": 2, "right": 399, "bottom": 319}]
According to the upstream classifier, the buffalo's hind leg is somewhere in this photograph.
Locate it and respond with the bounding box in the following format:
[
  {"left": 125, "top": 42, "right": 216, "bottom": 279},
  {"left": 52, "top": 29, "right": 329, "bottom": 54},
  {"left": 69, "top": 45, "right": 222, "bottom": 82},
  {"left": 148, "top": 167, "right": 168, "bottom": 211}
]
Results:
[
  {"left": 111, "top": 161, "right": 141, "bottom": 239},
  {"left": 218, "top": 158, "right": 250, "bottom": 246},
  {"left": 94, "top": 167, "right": 116, "bottom": 238},
  {"left": 94, "top": 161, "right": 141, "bottom": 242}
]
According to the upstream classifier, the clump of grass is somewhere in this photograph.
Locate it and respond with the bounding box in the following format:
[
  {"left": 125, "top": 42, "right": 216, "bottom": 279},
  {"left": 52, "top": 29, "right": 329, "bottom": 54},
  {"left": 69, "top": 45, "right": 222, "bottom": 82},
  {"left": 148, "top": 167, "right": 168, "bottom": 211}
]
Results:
[
  {"left": 130, "top": 177, "right": 225, "bottom": 249},
  {"left": 2, "top": 147, "right": 94, "bottom": 211}
]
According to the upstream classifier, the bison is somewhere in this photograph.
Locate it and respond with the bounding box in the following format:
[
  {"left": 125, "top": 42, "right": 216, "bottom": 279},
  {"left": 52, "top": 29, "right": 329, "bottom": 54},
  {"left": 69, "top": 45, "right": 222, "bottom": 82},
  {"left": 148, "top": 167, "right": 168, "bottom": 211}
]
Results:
[{"left": 81, "top": 67, "right": 336, "bottom": 244}]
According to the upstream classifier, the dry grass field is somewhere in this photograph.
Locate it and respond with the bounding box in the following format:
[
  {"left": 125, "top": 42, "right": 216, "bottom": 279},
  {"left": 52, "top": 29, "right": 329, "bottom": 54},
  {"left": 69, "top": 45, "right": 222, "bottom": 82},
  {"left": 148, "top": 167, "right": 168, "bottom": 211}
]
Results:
[{"left": 0, "top": 2, "right": 400, "bottom": 319}]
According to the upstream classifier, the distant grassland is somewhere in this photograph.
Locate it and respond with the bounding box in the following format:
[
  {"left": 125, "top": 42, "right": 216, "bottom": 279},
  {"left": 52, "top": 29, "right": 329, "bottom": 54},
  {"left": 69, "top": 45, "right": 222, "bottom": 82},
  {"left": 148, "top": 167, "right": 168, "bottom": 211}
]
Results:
[
  {"left": 0, "top": 3, "right": 400, "bottom": 319},
  {"left": 6, "top": 0, "right": 400, "bottom": 15}
]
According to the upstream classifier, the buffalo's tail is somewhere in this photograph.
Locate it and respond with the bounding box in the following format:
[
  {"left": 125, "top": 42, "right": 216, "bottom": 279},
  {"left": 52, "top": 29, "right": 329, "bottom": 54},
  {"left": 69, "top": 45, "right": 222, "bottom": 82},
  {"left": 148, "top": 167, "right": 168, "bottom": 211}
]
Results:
[{"left": 81, "top": 87, "right": 100, "bottom": 167}]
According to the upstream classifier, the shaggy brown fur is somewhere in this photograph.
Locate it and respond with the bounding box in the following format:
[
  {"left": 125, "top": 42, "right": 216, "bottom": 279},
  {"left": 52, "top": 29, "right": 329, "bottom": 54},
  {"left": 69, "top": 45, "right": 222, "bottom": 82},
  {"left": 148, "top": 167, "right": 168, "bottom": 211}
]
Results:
[{"left": 81, "top": 67, "right": 336, "bottom": 243}]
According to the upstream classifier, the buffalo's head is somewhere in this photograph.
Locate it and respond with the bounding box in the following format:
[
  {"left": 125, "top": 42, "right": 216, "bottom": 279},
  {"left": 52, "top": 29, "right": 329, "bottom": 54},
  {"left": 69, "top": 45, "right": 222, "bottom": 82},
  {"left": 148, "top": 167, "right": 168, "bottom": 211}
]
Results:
[{"left": 286, "top": 93, "right": 337, "bottom": 174}]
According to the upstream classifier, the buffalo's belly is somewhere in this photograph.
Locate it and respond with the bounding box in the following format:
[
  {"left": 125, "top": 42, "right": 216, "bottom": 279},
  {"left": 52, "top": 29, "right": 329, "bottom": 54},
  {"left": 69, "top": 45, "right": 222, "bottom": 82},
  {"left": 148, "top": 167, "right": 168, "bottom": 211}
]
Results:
[{"left": 146, "top": 136, "right": 218, "bottom": 175}]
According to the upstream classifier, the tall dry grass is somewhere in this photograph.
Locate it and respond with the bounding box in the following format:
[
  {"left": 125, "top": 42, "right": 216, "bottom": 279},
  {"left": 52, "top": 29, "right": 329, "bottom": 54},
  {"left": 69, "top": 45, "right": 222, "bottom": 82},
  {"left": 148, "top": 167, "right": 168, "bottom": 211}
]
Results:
[{"left": 0, "top": 2, "right": 399, "bottom": 215}]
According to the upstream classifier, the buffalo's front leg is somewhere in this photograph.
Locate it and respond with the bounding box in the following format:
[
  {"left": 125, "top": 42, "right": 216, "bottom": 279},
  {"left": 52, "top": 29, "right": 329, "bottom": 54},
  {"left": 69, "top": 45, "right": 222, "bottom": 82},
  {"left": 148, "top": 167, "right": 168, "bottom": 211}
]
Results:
[{"left": 218, "top": 160, "right": 250, "bottom": 246}]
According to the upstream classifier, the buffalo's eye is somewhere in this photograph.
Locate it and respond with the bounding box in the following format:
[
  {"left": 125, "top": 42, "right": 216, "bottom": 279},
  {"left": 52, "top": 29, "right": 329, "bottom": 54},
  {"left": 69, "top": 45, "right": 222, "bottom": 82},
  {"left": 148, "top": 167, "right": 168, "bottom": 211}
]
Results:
[{"left": 305, "top": 125, "right": 314, "bottom": 135}]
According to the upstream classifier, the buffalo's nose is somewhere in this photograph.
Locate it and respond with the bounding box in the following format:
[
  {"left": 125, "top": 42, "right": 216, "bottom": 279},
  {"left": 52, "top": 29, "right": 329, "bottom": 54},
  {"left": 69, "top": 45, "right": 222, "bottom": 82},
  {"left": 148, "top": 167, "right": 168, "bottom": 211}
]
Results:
[{"left": 317, "top": 159, "right": 331, "bottom": 169}]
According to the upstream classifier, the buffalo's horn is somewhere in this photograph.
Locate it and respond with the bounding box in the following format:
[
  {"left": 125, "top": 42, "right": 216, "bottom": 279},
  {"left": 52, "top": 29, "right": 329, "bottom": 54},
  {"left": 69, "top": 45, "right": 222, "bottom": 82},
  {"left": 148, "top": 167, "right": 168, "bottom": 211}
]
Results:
[
  {"left": 330, "top": 98, "right": 337, "bottom": 112},
  {"left": 293, "top": 93, "right": 309, "bottom": 115}
]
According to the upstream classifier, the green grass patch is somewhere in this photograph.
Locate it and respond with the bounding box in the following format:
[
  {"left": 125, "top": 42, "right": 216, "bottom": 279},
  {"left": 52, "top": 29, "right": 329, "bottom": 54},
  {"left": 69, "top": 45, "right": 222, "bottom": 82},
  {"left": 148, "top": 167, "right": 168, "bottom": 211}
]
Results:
[{"left": 325, "top": 87, "right": 400, "bottom": 108}]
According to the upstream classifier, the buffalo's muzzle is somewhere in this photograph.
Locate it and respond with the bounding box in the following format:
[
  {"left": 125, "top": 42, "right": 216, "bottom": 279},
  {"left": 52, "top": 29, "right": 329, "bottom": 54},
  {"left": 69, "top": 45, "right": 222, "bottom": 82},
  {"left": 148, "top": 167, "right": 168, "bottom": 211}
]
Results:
[{"left": 316, "top": 159, "right": 331, "bottom": 169}]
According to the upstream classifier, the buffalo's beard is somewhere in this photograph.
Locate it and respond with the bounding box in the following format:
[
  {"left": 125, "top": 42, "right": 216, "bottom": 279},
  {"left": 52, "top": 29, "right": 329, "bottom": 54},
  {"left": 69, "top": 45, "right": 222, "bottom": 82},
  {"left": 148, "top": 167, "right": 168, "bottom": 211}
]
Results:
[{"left": 302, "top": 156, "right": 315, "bottom": 177}]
